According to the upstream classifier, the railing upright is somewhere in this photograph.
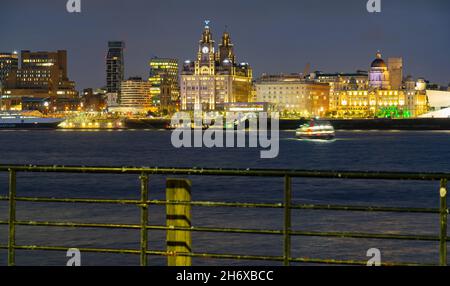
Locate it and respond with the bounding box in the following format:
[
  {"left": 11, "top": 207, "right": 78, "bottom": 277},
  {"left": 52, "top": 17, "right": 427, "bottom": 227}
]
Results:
[
  {"left": 8, "top": 169, "right": 17, "bottom": 266},
  {"left": 439, "top": 178, "right": 448, "bottom": 266},
  {"left": 283, "top": 175, "right": 292, "bottom": 266},
  {"left": 139, "top": 173, "right": 149, "bottom": 266}
]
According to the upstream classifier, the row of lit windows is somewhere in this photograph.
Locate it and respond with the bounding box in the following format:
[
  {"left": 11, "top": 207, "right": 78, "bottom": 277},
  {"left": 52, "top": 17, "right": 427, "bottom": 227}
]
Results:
[
  {"left": 341, "top": 100, "right": 405, "bottom": 106},
  {"left": 265, "top": 86, "right": 307, "bottom": 90},
  {"left": 23, "top": 59, "right": 55, "bottom": 63}
]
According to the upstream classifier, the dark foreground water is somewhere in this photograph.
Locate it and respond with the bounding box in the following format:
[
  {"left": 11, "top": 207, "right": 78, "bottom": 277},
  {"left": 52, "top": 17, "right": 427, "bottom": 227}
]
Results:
[{"left": 1, "top": 129, "right": 450, "bottom": 265}]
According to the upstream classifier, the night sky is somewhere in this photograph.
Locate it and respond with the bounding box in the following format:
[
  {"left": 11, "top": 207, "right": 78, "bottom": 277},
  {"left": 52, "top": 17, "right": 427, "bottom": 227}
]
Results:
[{"left": 1, "top": 0, "right": 449, "bottom": 90}]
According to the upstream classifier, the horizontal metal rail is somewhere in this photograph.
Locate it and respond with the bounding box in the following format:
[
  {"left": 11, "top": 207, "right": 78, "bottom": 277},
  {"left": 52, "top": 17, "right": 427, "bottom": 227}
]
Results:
[
  {"left": 0, "top": 244, "right": 432, "bottom": 266},
  {"left": 0, "top": 220, "right": 442, "bottom": 241},
  {"left": 0, "top": 196, "right": 441, "bottom": 213},
  {"left": 0, "top": 164, "right": 449, "bottom": 180},
  {"left": 0, "top": 164, "right": 448, "bottom": 266}
]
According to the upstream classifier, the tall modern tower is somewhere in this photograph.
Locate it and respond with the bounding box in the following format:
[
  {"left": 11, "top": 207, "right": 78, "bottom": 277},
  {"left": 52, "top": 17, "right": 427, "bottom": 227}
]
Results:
[
  {"left": 148, "top": 57, "right": 179, "bottom": 112},
  {"left": 106, "top": 41, "right": 125, "bottom": 93}
]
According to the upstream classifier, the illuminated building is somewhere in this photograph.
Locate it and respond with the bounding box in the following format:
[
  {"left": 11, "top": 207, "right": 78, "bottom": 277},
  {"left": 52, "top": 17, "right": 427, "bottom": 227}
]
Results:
[
  {"left": 113, "top": 77, "right": 151, "bottom": 113},
  {"left": 255, "top": 74, "right": 330, "bottom": 117},
  {"left": 0, "top": 52, "right": 18, "bottom": 84},
  {"left": 106, "top": 41, "right": 125, "bottom": 93},
  {"left": 426, "top": 88, "right": 450, "bottom": 111},
  {"left": 369, "top": 51, "right": 390, "bottom": 89},
  {"left": 2, "top": 50, "right": 78, "bottom": 110},
  {"left": 335, "top": 89, "right": 406, "bottom": 118},
  {"left": 148, "top": 57, "right": 179, "bottom": 113},
  {"left": 180, "top": 21, "right": 253, "bottom": 111},
  {"left": 316, "top": 51, "right": 428, "bottom": 118},
  {"left": 309, "top": 70, "right": 368, "bottom": 112},
  {"left": 405, "top": 76, "right": 428, "bottom": 117}
]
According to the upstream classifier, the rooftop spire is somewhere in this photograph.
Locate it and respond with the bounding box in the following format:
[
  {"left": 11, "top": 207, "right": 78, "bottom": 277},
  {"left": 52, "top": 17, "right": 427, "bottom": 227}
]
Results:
[{"left": 201, "top": 20, "right": 212, "bottom": 43}]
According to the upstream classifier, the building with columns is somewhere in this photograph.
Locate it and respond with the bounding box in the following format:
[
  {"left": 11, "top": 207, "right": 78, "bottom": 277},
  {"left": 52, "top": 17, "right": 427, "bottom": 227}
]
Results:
[
  {"left": 180, "top": 21, "right": 252, "bottom": 111},
  {"left": 315, "top": 51, "right": 428, "bottom": 118}
]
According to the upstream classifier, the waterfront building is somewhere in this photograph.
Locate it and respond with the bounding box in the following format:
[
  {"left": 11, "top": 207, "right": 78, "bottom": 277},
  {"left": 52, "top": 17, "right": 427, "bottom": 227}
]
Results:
[
  {"left": 309, "top": 70, "right": 368, "bottom": 113},
  {"left": 180, "top": 21, "right": 253, "bottom": 111},
  {"left": 0, "top": 52, "right": 18, "bottom": 84},
  {"left": 335, "top": 89, "right": 406, "bottom": 118},
  {"left": 106, "top": 41, "right": 125, "bottom": 93},
  {"left": 114, "top": 77, "right": 151, "bottom": 113},
  {"left": 2, "top": 50, "right": 78, "bottom": 110},
  {"left": 424, "top": 89, "right": 450, "bottom": 112},
  {"left": 255, "top": 74, "right": 330, "bottom": 117},
  {"left": 148, "top": 57, "right": 180, "bottom": 114},
  {"left": 316, "top": 52, "right": 427, "bottom": 118}
]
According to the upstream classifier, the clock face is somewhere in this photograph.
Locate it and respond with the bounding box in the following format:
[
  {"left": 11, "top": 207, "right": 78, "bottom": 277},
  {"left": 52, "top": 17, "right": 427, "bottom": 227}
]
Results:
[{"left": 202, "top": 46, "right": 209, "bottom": 54}]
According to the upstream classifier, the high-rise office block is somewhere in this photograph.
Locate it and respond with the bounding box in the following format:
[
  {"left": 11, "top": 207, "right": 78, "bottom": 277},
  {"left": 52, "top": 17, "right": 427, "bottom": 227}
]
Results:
[
  {"left": 0, "top": 52, "right": 18, "bottom": 84},
  {"left": 148, "top": 57, "right": 179, "bottom": 113},
  {"left": 106, "top": 41, "right": 125, "bottom": 93},
  {"left": 1, "top": 50, "right": 78, "bottom": 111},
  {"left": 4, "top": 50, "right": 77, "bottom": 98}
]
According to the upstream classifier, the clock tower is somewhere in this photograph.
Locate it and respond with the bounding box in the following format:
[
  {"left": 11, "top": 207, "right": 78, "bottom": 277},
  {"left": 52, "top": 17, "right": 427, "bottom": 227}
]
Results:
[
  {"left": 181, "top": 21, "right": 253, "bottom": 111},
  {"left": 195, "top": 20, "right": 215, "bottom": 75}
]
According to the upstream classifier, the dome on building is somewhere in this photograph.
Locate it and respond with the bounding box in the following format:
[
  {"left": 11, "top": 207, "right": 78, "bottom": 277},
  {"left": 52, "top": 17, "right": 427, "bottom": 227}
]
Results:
[{"left": 371, "top": 51, "right": 387, "bottom": 68}]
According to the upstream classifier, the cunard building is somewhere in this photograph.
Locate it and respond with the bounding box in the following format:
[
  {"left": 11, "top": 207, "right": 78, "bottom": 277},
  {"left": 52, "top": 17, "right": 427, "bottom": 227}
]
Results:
[{"left": 181, "top": 21, "right": 252, "bottom": 111}]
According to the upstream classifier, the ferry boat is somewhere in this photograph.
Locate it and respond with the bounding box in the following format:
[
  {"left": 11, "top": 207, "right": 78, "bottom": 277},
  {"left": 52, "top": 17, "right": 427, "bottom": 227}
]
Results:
[
  {"left": 165, "top": 122, "right": 209, "bottom": 130},
  {"left": 295, "top": 119, "right": 335, "bottom": 140},
  {"left": 0, "top": 112, "right": 65, "bottom": 129}
]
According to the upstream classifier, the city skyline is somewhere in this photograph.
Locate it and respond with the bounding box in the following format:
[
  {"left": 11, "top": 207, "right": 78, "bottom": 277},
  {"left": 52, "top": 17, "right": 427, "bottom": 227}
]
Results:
[{"left": 1, "top": 0, "right": 450, "bottom": 91}]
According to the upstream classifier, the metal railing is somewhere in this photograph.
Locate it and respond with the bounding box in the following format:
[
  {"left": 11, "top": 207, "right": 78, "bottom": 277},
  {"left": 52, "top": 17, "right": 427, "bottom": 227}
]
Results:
[{"left": 0, "top": 164, "right": 448, "bottom": 266}]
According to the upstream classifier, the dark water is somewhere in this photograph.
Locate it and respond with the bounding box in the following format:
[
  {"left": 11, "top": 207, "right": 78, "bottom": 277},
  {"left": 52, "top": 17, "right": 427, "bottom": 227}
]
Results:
[{"left": 1, "top": 129, "right": 450, "bottom": 265}]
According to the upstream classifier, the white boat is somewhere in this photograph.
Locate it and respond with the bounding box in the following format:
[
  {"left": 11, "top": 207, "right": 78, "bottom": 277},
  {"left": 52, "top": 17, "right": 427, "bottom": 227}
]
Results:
[
  {"left": 0, "top": 112, "right": 65, "bottom": 129},
  {"left": 295, "top": 119, "right": 335, "bottom": 140}
]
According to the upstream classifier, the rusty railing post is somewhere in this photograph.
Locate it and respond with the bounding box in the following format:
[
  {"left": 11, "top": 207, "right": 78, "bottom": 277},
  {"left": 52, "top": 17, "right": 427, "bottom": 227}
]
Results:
[
  {"left": 8, "top": 169, "right": 17, "bottom": 266},
  {"left": 284, "top": 175, "right": 292, "bottom": 266},
  {"left": 440, "top": 178, "right": 448, "bottom": 266},
  {"left": 166, "top": 178, "right": 192, "bottom": 266},
  {"left": 139, "top": 173, "right": 149, "bottom": 266}
]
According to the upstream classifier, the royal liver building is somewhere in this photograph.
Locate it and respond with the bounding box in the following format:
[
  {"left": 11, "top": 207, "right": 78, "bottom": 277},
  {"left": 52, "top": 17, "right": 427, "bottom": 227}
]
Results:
[{"left": 180, "top": 21, "right": 253, "bottom": 111}]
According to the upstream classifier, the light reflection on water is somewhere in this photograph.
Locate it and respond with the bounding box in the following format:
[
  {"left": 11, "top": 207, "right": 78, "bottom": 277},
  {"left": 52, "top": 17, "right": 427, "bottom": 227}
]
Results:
[{"left": 0, "top": 130, "right": 449, "bottom": 265}]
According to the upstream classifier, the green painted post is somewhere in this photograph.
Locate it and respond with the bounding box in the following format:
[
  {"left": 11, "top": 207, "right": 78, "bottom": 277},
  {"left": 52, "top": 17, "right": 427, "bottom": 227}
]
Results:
[
  {"left": 440, "top": 179, "right": 448, "bottom": 266},
  {"left": 140, "top": 173, "right": 149, "bottom": 266},
  {"left": 8, "top": 169, "right": 17, "bottom": 266},
  {"left": 166, "top": 179, "right": 192, "bottom": 266},
  {"left": 284, "top": 175, "right": 292, "bottom": 266}
]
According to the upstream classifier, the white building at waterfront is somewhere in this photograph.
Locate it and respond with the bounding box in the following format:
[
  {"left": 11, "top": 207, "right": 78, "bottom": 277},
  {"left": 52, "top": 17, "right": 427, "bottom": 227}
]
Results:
[{"left": 180, "top": 21, "right": 253, "bottom": 111}]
